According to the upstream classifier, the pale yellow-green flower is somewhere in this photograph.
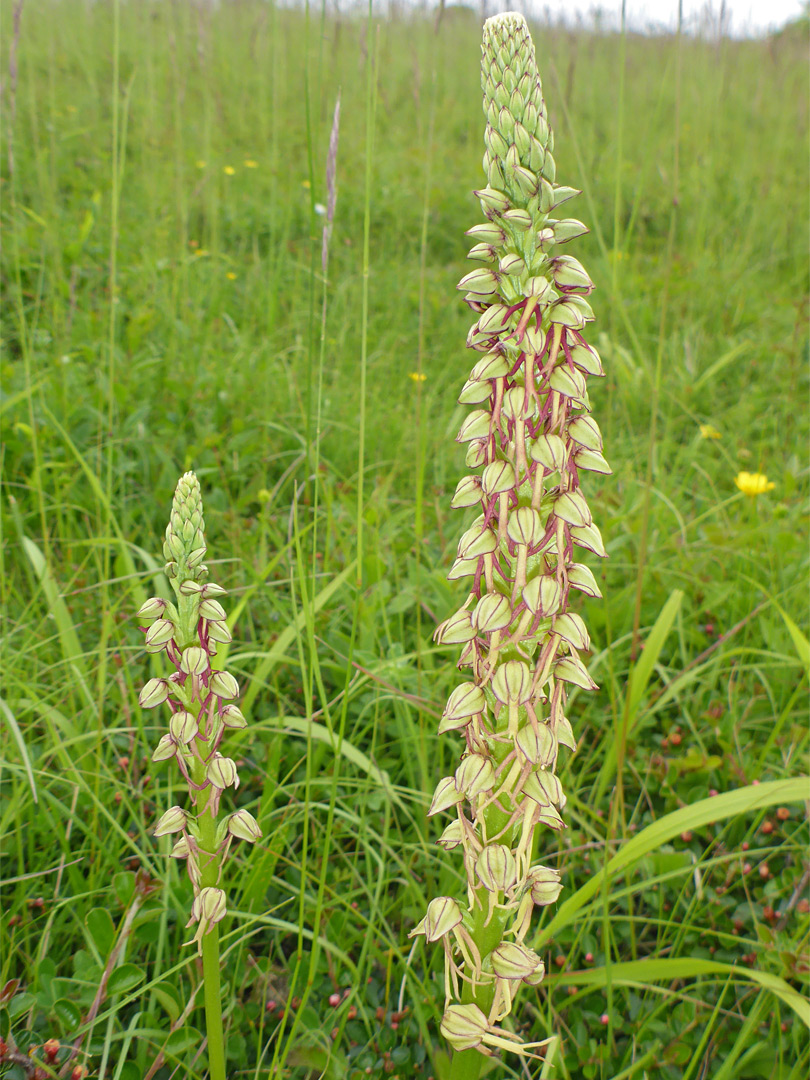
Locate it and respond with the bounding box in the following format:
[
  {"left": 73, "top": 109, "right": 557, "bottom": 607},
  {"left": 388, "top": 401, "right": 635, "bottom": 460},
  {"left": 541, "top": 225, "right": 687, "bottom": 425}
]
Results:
[
  {"left": 223, "top": 165, "right": 236, "bottom": 176},
  {"left": 735, "top": 471, "right": 775, "bottom": 496},
  {"left": 408, "top": 371, "right": 427, "bottom": 382},
  {"left": 699, "top": 423, "right": 721, "bottom": 440}
]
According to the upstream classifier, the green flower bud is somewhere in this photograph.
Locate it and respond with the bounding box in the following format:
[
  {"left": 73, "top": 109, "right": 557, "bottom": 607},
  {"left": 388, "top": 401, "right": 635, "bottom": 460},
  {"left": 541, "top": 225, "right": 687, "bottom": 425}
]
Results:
[
  {"left": 553, "top": 489, "right": 592, "bottom": 528},
  {"left": 456, "top": 409, "right": 492, "bottom": 444},
  {"left": 457, "top": 268, "right": 500, "bottom": 297},
  {"left": 481, "top": 459, "right": 514, "bottom": 496},
  {"left": 169, "top": 710, "right": 199, "bottom": 745},
  {"left": 428, "top": 776, "right": 465, "bottom": 817},
  {"left": 550, "top": 217, "right": 588, "bottom": 242},
  {"left": 220, "top": 704, "right": 247, "bottom": 729},
  {"left": 440, "top": 1003, "right": 487, "bottom": 1050},
  {"left": 206, "top": 754, "right": 239, "bottom": 790},
  {"left": 410, "top": 896, "right": 463, "bottom": 942},
  {"left": 206, "top": 620, "right": 233, "bottom": 644},
  {"left": 152, "top": 733, "right": 178, "bottom": 762},
  {"left": 570, "top": 342, "right": 604, "bottom": 375},
  {"left": 451, "top": 475, "right": 484, "bottom": 508},
  {"left": 137, "top": 597, "right": 167, "bottom": 622},
  {"left": 145, "top": 618, "right": 175, "bottom": 653},
  {"left": 186, "top": 886, "right": 226, "bottom": 930},
  {"left": 457, "top": 524, "right": 497, "bottom": 560},
  {"left": 516, "top": 722, "right": 555, "bottom": 766},
  {"left": 475, "top": 844, "right": 517, "bottom": 893},
  {"left": 437, "top": 820, "right": 465, "bottom": 849},
  {"left": 466, "top": 221, "right": 506, "bottom": 245},
  {"left": 434, "top": 608, "right": 475, "bottom": 645},
  {"left": 567, "top": 562, "right": 602, "bottom": 598},
  {"left": 549, "top": 364, "right": 587, "bottom": 401},
  {"left": 139, "top": 677, "right": 171, "bottom": 709},
  {"left": 458, "top": 376, "right": 494, "bottom": 405},
  {"left": 442, "top": 683, "right": 487, "bottom": 725},
  {"left": 455, "top": 753, "right": 495, "bottom": 799},
  {"left": 570, "top": 522, "right": 607, "bottom": 558},
  {"left": 554, "top": 653, "right": 598, "bottom": 691},
  {"left": 569, "top": 415, "right": 603, "bottom": 451},
  {"left": 199, "top": 598, "right": 226, "bottom": 622},
  {"left": 472, "top": 592, "right": 512, "bottom": 633},
  {"left": 154, "top": 805, "right": 188, "bottom": 837},
  {"left": 525, "top": 864, "right": 562, "bottom": 906},
  {"left": 491, "top": 659, "right": 532, "bottom": 705},
  {"left": 574, "top": 448, "right": 612, "bottom": 475},
  {"left": 553, "top": 612, "right": 590, "bottom": 652},
  {"left": 475, "top": 186, "right": 510, "bottom": 214},
  {"left": 506, "top": 506, "right": 543, "bottom": 546},
  {"left": 209, "top": 671, "right": 239, "bottom": 699},
  {"left": 227, "top": 809, "right": 262, "bottom": 843},
  {"left": 491, "top": 941, "right": 543, "bottom": 980},
  {"left": 522, "top": 574, "right": 563, "bottom": 617},
  {"left": 180, "top": 646, "right": 209, "bottom": 676}
]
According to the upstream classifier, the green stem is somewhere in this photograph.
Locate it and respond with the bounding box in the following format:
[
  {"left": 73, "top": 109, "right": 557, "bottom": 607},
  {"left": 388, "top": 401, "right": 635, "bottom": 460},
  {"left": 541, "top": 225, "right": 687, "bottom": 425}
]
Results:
[
  {"left": 201, "top": 926, "right": 226, "bottom": 1080},
  {"left": 194, "top": 764, "right": 226, "bottom": 1080}
]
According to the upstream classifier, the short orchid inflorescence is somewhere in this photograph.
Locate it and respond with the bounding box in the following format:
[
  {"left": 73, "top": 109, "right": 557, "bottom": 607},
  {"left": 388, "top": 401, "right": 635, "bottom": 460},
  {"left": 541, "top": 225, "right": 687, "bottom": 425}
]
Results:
[
  {"left": 412, "top": 13, "right": 608, "bottom": 1066},
  {"left": 137, "top": 472, "right": 261, "bottom": 954}
]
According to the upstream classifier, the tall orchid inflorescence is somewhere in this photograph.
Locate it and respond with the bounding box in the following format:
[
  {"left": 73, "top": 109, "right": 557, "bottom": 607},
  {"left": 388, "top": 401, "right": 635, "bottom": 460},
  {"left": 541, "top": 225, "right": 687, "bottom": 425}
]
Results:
[
  {"left": 137, "top": 473, "right": 261, "bottom": 954},
  {"left": 411, "top": 13, "right": 608, "bottom": 1067}
]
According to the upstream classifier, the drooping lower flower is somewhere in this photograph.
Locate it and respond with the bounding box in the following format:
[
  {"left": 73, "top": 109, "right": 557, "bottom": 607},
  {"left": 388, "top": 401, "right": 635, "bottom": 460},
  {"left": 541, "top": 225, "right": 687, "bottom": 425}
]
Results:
[
  {"left": 413, "top": 12, "right": 608, "bottom": 1064},
  {"left": 137, "top": 472, "right": 261, "bottom": 953}
]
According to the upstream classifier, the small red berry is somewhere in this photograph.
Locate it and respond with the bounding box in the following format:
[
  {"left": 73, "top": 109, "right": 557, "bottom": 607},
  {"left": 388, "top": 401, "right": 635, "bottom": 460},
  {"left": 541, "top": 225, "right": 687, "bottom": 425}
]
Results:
[
  {"left": 776, "top": 807, "right": 790, "bottom": 821},
  {"left": 761, "top": 820, "right": 774, "bottom": 835},
  {"left": 600, "top": 1013, "right": 609, "bottom": 1025},
  {"left": 759, "top": 863, "right": 770, "bottom": 880}
]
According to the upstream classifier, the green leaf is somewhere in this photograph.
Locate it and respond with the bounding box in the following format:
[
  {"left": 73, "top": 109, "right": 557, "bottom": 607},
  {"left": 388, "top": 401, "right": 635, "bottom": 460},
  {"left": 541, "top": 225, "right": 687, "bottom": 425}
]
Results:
[
  {"left": 85, "top": 907, "right": 116, "bottom": 956},
  {"left": 164, "top": 1025, "right": 203, "bottom": 1055},
  {"left": 53, "top": 997, "right": 82, "bottom": 1031},
  {"left": 0, "top": 697, "right": 38, "bottom": 804},
  {"left": 20, "top": 537, "right": 93, "bottom": 711},
  {"left": 113, "top": 871, "right": 136, "bottom": 906},
  {"left": 241, "top": 561, "right": 356, "bottom": 716},
  {"left": 547, "top": 957, "right": 809, "bottom": 1028},
  {"left": 536, "top": 776, "right": 810, "bottom": 949},
  {"left": 152, "top": 984, "right": 182, "bottom": 1023},
  {"left": 107, "top": 964, "right": 145, "bottom": 996},
  {"left": 8, "top": 992, "right": 35, "bottom": 1020},
  {"left": 594, "top": 589, "right": 683, "bottom": 801},
  {"left": 774, "top": 602, "right": 810, "bottom": 680}
]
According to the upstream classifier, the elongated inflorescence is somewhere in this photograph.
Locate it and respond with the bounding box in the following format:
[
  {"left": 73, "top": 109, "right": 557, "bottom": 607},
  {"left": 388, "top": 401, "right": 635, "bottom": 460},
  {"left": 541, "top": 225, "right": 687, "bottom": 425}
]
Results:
[
  {"left": 137, "top": 472, "right": 261, "bottom": 953},
  {"left": 412, "top": 13, "right": 608, "bottom": 1062}
]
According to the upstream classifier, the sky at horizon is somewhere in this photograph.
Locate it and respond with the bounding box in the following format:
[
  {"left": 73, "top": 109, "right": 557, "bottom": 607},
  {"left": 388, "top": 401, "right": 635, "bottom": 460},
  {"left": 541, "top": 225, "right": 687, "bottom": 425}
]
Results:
[{"left": 455, "top": 0, "right": 806, "bottom": 35}]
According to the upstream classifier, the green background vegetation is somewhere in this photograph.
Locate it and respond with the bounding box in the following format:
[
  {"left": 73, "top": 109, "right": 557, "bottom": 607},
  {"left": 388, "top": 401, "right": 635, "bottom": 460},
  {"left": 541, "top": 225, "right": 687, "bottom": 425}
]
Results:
[{"left": 1, "top": 2, "right": 808, "bottom": 1078}]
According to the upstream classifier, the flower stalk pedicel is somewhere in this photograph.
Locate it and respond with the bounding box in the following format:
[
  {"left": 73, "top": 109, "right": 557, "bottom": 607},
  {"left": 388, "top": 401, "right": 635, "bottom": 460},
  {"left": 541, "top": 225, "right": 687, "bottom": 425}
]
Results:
[
  {"left": 413, "top": 13, "right": 607, "bottom": 1069},
  {"left": 137, "top": 472, "right": 261, "bottom": 1080}
]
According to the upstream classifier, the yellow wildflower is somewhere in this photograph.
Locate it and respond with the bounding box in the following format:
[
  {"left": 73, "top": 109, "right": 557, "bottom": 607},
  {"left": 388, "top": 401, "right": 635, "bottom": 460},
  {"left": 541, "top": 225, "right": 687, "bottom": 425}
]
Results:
[
  {"left": 408, "top": 372, "right": 427, "bottom": 382},
  {"left": 699, "top": 424, "right": 721, "bottom": 440},
  {"left": 226, "top": 272, "right": 237, "bottom": 280},
  {"left": 734, "top": 471, "right": 775, "bottom": 497},
  {"left": 223, "top": 165, "right": 236, "bottom": 176},
  {"left": 193, "top": 249, "right": 209, "bottom": 258},
  {"left": 301, "top": 179, "right": 311, "bottom": 189},
  {"left": 195, "top": 160, "right": 207, "bottom": 169},
  {"left": 244, "top": 159, "right": 258, "bottom": 168}
]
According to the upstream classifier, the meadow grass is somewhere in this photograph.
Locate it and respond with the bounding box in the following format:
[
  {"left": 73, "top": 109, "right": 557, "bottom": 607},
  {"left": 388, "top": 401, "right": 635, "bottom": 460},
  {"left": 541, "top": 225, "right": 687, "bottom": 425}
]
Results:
[{"left": 0, "top": 3, "right": 808, "bottom": 1078}]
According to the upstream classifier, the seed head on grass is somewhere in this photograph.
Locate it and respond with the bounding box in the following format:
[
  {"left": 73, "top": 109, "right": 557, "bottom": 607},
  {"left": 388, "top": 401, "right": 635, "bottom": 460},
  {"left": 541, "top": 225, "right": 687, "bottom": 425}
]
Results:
[
  {"left": 137, "top": 472, "right": 260, "bottom": 954},
  {"left": 412, "top": 12, "right": 608, "bottom": 1065}
]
